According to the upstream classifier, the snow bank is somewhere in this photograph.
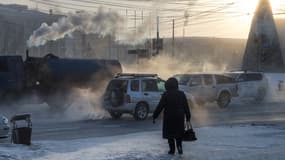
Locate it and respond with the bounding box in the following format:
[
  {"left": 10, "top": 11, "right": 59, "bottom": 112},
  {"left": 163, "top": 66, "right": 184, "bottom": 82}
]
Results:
[{"left": 0, "top": 125, "right": 285, "bottom": 160}]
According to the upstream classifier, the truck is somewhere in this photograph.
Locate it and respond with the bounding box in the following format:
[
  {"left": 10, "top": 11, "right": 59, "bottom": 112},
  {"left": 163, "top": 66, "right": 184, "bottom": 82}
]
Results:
[{"left": 0, "top": 51, "right": 122, "bottom": 109}]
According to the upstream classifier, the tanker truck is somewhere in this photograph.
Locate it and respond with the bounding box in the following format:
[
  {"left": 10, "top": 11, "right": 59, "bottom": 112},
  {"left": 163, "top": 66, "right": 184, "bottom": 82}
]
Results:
[{"left": 0, "top": 51, "right": 122, "bottom": 109}]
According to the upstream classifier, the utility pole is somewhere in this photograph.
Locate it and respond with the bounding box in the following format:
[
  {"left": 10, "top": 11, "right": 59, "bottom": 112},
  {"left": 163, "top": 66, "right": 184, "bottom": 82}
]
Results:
[
  {"left": 149, "top": 12, "right": 152, "bottom": 39},
  {"left": 141, "top": 10, "right": 144, "bottom": 23},
  {"left": 134, "top": 10, "right": 139, "bottom": 71},
  {"left": 126, "top": 9, "right": 128, "bottom": 29},
  {"left": 156, "top": 16, "right": 159, "bottom": 56},
  {"left": 172, "top": 19, "right": 175, "bottom": 57},
  {"left": 108, "top": 8, "right": 111, "bottom": 59},
  {"left": 183, "top": 26, "right": 185, "bottom": 40},
  {"left": 134, "top": 10, "right": 137, "bottom": 35}
]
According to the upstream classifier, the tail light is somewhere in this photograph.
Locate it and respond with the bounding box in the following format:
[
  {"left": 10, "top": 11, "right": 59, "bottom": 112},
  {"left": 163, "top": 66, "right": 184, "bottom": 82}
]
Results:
[{"left": 124, "top": 94, "right": 131, "bottom": 103}]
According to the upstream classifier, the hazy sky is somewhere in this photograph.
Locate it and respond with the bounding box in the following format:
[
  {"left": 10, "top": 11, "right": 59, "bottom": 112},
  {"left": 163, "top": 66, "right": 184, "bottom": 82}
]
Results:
[{"left": 1, "top": 0, "right": 285, "bottom": 39}]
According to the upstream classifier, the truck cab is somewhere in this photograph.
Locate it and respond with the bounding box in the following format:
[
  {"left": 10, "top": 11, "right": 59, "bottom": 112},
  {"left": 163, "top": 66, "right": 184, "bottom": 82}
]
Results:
[{"left": 0, "top": 56, "right": 25, "bottom": 94}]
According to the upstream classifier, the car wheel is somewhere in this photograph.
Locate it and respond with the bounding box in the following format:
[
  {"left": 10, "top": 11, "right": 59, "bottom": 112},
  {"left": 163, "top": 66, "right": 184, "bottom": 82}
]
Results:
[
  {"left": 134, "top": 103, "right": 149, "bottom": 121},
  {"left": 217, "top": 92, "right": 231, "bottom": 108},
  {"left": 255, "top": 88, "right": 266, "bottom": 101},
  {"left": 109, "top": 111, "right": 122, "bottom": 119}
]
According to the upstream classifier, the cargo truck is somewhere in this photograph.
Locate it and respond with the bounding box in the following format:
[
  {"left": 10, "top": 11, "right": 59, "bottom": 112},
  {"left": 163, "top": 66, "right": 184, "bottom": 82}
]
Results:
[{"left": 0, "top": 51, "right": 122, "bottom": 109}]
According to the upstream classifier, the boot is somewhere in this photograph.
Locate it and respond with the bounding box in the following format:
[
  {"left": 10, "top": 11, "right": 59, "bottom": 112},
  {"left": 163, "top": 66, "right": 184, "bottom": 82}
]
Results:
[
  {"left": 176, "top": 139, "right": 183, "bottom": 155},
  {"left": 168, "top": 139, "right": 175, "bottom": 155},
  {"left": 177, "top": 146, "right": 183, "bottom": 155}
]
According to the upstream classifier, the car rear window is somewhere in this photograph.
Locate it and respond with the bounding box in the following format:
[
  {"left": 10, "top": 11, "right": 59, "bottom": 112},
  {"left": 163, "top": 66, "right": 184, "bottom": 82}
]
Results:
[
  {"left": 174, "top": 75, "right": 190, "bottom": 85},
  {"left": 245, "top": 74, "right": 263, "bottom": 81},
  {"left": 106, "top": 80, "right": 128, "bottom": 92},
  {"left": 226, "top": 73, "right": 263, "bottom": 82},
  {"left": 215, "top": 75, "right": 235, "bottom": 84},
  {"left": 237, "top": 73, "right": 263, "bottom": 81},
  {"left": 142, "top": 79, "right": 158, "bottom": 92}
]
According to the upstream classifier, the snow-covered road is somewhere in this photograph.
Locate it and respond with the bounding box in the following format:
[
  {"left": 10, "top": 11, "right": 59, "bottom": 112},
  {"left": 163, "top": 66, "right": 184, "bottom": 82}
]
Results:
[{"left": 1, "top": 125, "right": 285, "bottom": 160}]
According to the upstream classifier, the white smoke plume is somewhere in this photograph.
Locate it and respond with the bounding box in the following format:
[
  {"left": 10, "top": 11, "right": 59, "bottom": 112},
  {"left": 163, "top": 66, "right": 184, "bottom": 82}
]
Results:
[
  {"left": 118, "top": 17, "right": 152, "bottom": 45},
  {"left": 27, "top": 7, "right": 154, "bottom": 48},
  {"left": 27, "top": 8, "right": 124, "bottom": 48}
]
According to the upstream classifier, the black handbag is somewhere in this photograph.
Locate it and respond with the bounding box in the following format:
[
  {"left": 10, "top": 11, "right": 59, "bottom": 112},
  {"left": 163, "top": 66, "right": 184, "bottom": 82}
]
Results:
[{"left": 183, "top": 121, "right": 197, "bottom": 142}]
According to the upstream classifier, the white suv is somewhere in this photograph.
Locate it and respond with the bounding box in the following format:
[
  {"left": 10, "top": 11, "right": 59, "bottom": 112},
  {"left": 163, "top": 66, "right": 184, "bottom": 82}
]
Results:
[
  {"left": 226, "top": 71, "right": 268, "bottom": 101},
  {"left": 174, "top": 73, "right": 238, "bottom": 108},
  {"left": 103, "top": 73, "right": 165, "bottom": 120}
]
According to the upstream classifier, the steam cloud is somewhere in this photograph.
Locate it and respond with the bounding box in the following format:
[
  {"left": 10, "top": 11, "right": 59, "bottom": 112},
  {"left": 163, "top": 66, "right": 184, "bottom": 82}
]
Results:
[
  {"left": 27, "top": 8, "right": 152, "bottom": 48},
  {"left": 123, "top": 52, "right": 228, "bottom": 79},
  {"left": 27, "top": 8, "right": 123, "bottom": 47}
]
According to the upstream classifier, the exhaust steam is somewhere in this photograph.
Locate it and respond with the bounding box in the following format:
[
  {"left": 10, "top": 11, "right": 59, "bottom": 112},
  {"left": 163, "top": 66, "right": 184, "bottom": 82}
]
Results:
[
  {"left": 27, "top": 7, "right": 152, "bottom": 48},
  {"left": 27, "top": 8, "right": 123, "bottom": 48}
]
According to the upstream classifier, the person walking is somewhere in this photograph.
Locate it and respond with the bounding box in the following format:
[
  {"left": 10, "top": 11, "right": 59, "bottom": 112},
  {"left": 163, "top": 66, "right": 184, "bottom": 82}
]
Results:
[{"left": 152, "top": 77, "right": 191, "bottom": 155}]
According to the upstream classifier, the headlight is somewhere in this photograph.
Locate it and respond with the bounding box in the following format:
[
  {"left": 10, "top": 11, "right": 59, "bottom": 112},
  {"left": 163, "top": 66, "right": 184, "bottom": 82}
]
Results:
[{"left": 3, "top": 117, "right": 8, "bottom": 125}]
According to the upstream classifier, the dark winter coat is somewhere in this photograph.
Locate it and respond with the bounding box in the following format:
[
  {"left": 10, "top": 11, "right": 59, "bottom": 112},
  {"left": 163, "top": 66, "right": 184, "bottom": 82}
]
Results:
[{"left": 153, "top": 78, "right": 191, "bottom": 139}]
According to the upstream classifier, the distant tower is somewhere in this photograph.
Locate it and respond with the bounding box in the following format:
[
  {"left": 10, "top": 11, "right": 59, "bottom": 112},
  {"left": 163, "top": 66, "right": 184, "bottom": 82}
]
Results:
[{"left": 242, "top": 0, "right": 285, "bottom": 72}]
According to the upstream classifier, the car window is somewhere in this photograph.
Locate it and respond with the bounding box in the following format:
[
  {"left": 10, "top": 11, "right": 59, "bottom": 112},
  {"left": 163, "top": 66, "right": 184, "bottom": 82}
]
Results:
[
  {"left": 203, "top": 75, "right": 213, "bottom": 85},
  {"left": 237, "top": 74, "right": 246, "bottom": 81},
  {"left": 174, "top": 75, "right": 190, "bottom": 85},
  {"left": 142, "top": 79, "right": 158, "bottom": 92},
  {"left": 107, "top": 80, "right": 128, "bottom": 92},
  {"left": 157, "top": 79, "right": 165, "bottom": 92},
  {"left": 130, "top": 80, "right": 139, "bottom": 92},
  {"left": 237, "top": 73, "right": 262, "bottom": 82},
  {"left": 225, "top": 73, "right": 240, "bottom": 80},
  {"left": 246, "top": 74, "right": 262, "bottom": 81},
  {"left": 216, "top": 75, "right": 235, "bottom": 84},
  {"left": 189, "top": 76, "right": 202, "bottom": 86}
]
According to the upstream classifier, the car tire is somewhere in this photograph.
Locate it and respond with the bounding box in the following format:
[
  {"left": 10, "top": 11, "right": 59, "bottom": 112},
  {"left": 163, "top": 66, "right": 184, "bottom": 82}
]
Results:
[
  {"left": 134, "top": 102, "right": 149, "bottom": 121},
  {"left": 217, "top": 91, "right": 231, "bottom": 108},
  {"left": 109, "top": 111, "right": 122, "bottom": 119},
  {"left": 255, "top": 88, "right": 266, "bottom": 101}
]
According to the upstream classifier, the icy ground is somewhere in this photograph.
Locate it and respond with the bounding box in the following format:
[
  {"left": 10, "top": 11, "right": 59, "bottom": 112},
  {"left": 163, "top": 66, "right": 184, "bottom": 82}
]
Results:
[{"left": 1, "top": 125, "right": 285, "bottom": 160}]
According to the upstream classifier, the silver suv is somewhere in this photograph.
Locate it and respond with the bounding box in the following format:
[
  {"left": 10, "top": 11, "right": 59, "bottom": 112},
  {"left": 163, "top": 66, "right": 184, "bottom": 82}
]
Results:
[{"left": 103, "top": 73, "right": 165, "bottom": 120}]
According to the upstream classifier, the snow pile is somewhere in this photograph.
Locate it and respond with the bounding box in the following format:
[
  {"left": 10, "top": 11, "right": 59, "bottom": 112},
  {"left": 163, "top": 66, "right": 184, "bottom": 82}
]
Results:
[{"left": 0, "top": 125, "right": 285, "bottom": 160}]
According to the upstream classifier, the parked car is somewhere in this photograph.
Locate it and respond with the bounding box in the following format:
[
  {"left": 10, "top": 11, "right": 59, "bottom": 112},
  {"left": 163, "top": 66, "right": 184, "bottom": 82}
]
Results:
[
  {"left": 0, "top": 115, "right": 9, "bottom": 138},
  {"left": 225, "top": 71, "right": 268, "bottom": 101},
  {"left": 174, "top": 73, "right": 238, "bottom": 108},
  {"left": 103, "top": 73, "right": 165, "bottom": 120}
]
